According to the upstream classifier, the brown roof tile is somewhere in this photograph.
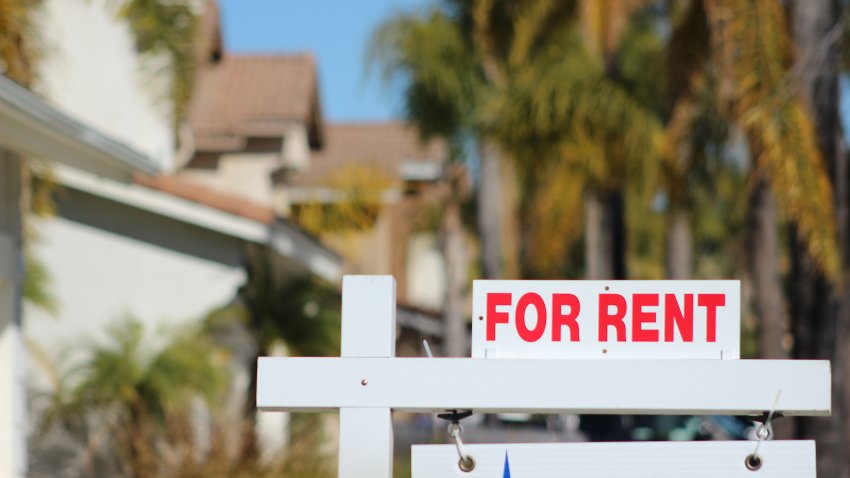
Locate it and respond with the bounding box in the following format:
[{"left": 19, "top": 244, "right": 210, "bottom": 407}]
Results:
[
  {"left": 285, "top": 122, "right": 446, "bottom": 187},
  {"left": 135, "top": 174, "right": 275, "bottom": 224},
  {"left": 189, "top": 54, "right": 319, "bottom": 151}
]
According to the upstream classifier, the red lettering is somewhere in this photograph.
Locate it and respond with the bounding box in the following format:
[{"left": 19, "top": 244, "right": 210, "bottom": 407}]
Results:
[
  {"left": 552, "top": 293, "right": 581, "bottom": 342},
  {"left": 664, "top": 294, "right": 694, "bottom": 342},
  {"left": 599, "top": 294, "right": 627, "bottom": 342},
  {"left": 486, "top": 293, "right": 511, "bottom": 341},
  {"left": 698, "top": 294, "right": 725, "bottom": 342},
  {"left": 632, "top": 293, "right": 659, "bottom": 342},
  {"left": 516, "top": 293, "right": 547, "bottom": 342}
]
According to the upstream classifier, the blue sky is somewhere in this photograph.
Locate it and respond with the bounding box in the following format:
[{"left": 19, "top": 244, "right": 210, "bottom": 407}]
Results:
[{"left": 219, "top": 0, "right": 433, "bottom": 122}]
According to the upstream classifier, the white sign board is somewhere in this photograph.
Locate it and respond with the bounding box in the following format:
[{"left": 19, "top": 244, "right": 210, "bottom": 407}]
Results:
[
  {"left": 412, "top": 441, "right": 815, "bottom": 478},
  {"left": 472, "top": 280, "right": 740, "bottom": 359}
]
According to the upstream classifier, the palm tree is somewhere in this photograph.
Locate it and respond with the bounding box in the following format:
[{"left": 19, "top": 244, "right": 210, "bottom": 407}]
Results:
[
  {"left": 370, "top": 1, "right": 517, "bottom": 283},
  {"left": 373, "top": 0, "right": 663, "bottom": 282},
  {"left": 115, "top": 0, "right": 200, "bottom": 129},
  {"left": 369, "top": 1, "right": 506, "bottom": 355},
  {"left": 660, "top": 0, "right": 840, "bottom": 367},
  {"left": 486, "top": 1, "right": 662, "bottom": 280},
  {"left": 662, "top": 0, "right": 712, "bottom": 280},
  {"left": 40, "top": 320, "right": 228, "bottom": 477},
  {"left": 786, "top": 0, "right": 850, "bottom": 475},
  {"left": 206, "top": 246, "right": 340, "bottom": 458},
  {"left": 660, "top": 0, "right": 844, "bottom": 467},
  {"left": 0, "top": 0, "right": 41, "bottom": 87},
  {"left": 700, "top": 0, "right": 841, "bottom": 366}
]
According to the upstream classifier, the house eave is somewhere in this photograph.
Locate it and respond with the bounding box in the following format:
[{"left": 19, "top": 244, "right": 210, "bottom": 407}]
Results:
[
  {"left": 0, "top": 75, "right": 158, "bottom": 181},
  {"left": 53, "top": 166, "right": 342, "bottom": 283}
]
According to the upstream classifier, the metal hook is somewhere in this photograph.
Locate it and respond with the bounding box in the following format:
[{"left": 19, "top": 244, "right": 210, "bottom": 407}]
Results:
[
  {"left": 448, "top": 422, "right": 475, "bottom": 472},
  {"left": 746, "top": 389, "right": 782, "bottom": 472},
  {"left": 422, "top": 339, "right": 434, "bottom": 359},
  {"left": 439, "top": 410, "right": 475, "bottom": 472},
  {"left": 424, "top": 346, "right": 474, "bottom": 471}
]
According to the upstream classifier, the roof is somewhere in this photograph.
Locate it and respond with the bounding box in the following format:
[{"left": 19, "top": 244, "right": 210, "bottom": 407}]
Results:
[
  {"left": 134, "top": 174, "right": 342, "bottom": 281},
  {"left": 188, "top": 54, "right": 323, "bottom": 151},
  {"left": 284, "top": 122, "right": 446, "bottom": 188},
  {"left": 0, "top": 74, "right": 158, "bottom": 181},
  {"left": 51, "top": 167, "right": 342, "bottom": 281},
  {"left": 136, "top": 174, "right": 275, "bottom": 224}
]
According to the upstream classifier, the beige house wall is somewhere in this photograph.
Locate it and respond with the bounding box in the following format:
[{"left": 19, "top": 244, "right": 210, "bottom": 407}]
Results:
[
  {"left": 314, "top": 192, "right": 445, "bottom": 310},
  {"left": 182, "top": 153, "right": 282, "bottom": 205}
]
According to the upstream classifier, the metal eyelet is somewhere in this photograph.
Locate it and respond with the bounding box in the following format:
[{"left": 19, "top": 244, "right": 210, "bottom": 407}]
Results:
[
  {"left": 745, "top": 453, "right": 763, "bottom": 471},
  {"left": 458, "top": 455, "right": 475, "bottom": 472}
]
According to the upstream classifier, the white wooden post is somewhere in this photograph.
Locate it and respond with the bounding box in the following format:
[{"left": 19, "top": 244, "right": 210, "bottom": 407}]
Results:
[
  {"left": 0, "top": 152, "right": 25, "bottom": 478},
  {"left": 338, "top": 275, "right": 396, "bottom": 478}
]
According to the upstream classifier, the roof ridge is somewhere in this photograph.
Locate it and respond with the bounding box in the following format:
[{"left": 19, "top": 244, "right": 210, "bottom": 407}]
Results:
[
  {"left": 226, "top": 51, "right": 316, "bottom": 62},
  {"left": 328, "top": 120, "right": 409, "bottom": 127}
]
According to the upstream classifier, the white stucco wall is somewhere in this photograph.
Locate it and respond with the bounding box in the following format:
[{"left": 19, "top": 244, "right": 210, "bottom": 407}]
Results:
[
  {"left": 1, "top": 156, "right": 26, "bottom": 478},
  {"left": 405, "top": 233, "right": 445, "bottom": 310},
  {"left": 0, "top": 325, "right": 26, "bottom": 478},
  {"left": 35, "top": 0, "right": 175, "bottom": 170},
  {"left": 24, "top": 204, "right": 245, "bottom": 374},
  {"left": 282, "top": 124, "right": 310, "bottom": 171}
]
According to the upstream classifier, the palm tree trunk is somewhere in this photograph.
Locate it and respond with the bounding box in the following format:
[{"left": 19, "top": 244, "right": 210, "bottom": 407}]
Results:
[
  {"left": 476, "top": 141, "right": 520, "bottom": 279},
  {"left": 477, "top": 141, "right": 503, "bottom": 279},
  {"left": 747, "top": 177, "right": 788, "bottom": 360},
  {"left": 666, "top": 205, "right": 691, "bottom": 279},
  {"left": 499, "top": 151, "right": 521, "bottom": 279},
  {"left": 583, "top": 184, "right": 629, "bottom": 441},
  {"left": 606, "top": 189, "right": 627, "bottom": 280},
  {"left": 441, "top": 178, "right": 468, "bottom": 357},
  {"left": 790, "top": 1, "right": 850, "bottom": 475},
  {"left": 585, "top": 188, "right": 606, "bottom": 279},
  {"left": 585, "top": 187, "right": 627, "bottom": 280}
]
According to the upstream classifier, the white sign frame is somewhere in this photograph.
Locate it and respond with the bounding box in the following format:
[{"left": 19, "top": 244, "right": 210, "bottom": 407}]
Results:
[{"left": 256, "top": 276, "right": 831, "bottom": 478}]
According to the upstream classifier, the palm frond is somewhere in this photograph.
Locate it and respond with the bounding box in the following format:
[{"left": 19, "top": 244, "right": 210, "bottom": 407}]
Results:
[
  {"left": 508, "top": 0, "right": 574, "bottom": 69},
  {"left": 0, "top": 0, "right": 42, "bottom": 86},
  {"left": 706, "top": 0, "right": 841, "bottom": 281},
  {"left": 116, "top": 0, "right": 199, "bottom": 127},
  {"left": 491, "top": 29, "right": 662, "bottom": 189},
  {"left": 524, "top": 161, "right": 586, "bottom": 277},
  {"left": 238, "top": 245, "right": 341, "bottom": 357},
  {"left": 580, "top": 0, "right": 655, "bottom": 59},
  {"left": 368, "top": 9, "right": 482, "bottom": 139},
  {"left": 41, "top": 319, "right": 229, "bottom": 473}
]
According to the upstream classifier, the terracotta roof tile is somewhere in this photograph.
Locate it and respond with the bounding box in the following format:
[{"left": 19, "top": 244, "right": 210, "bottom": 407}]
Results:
[
  {"left": 285, "top": 122, "right": 446, "bottom": 187},
  {"left": 135, "top": 174, "right": 275, "bottom": 224},
  {"left": 189, "top": 54, "right": 318, "bottom": 151}
]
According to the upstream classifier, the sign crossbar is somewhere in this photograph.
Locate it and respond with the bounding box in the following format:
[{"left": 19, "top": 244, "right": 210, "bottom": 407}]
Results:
[{"left": 257, "top": 357, "right": 830, "bottom": 416}]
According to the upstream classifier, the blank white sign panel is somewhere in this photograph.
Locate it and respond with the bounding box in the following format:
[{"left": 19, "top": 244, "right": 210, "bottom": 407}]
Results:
[
  {"left": 412, "top": 441, "right": 815, "bottom": 478},
  {"left": 472, "top": 280, "right": 741, "bottom": 359}
]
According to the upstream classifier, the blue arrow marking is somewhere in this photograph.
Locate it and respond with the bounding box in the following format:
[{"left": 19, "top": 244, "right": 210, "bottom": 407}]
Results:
[{"left": 503, "top": 451, "right": 511, "bottom": 478}]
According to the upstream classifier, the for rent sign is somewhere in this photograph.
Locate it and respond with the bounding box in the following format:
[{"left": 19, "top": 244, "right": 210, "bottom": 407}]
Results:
[{"left": 471, "top": 280, "right": 740, "bottom": 359}]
